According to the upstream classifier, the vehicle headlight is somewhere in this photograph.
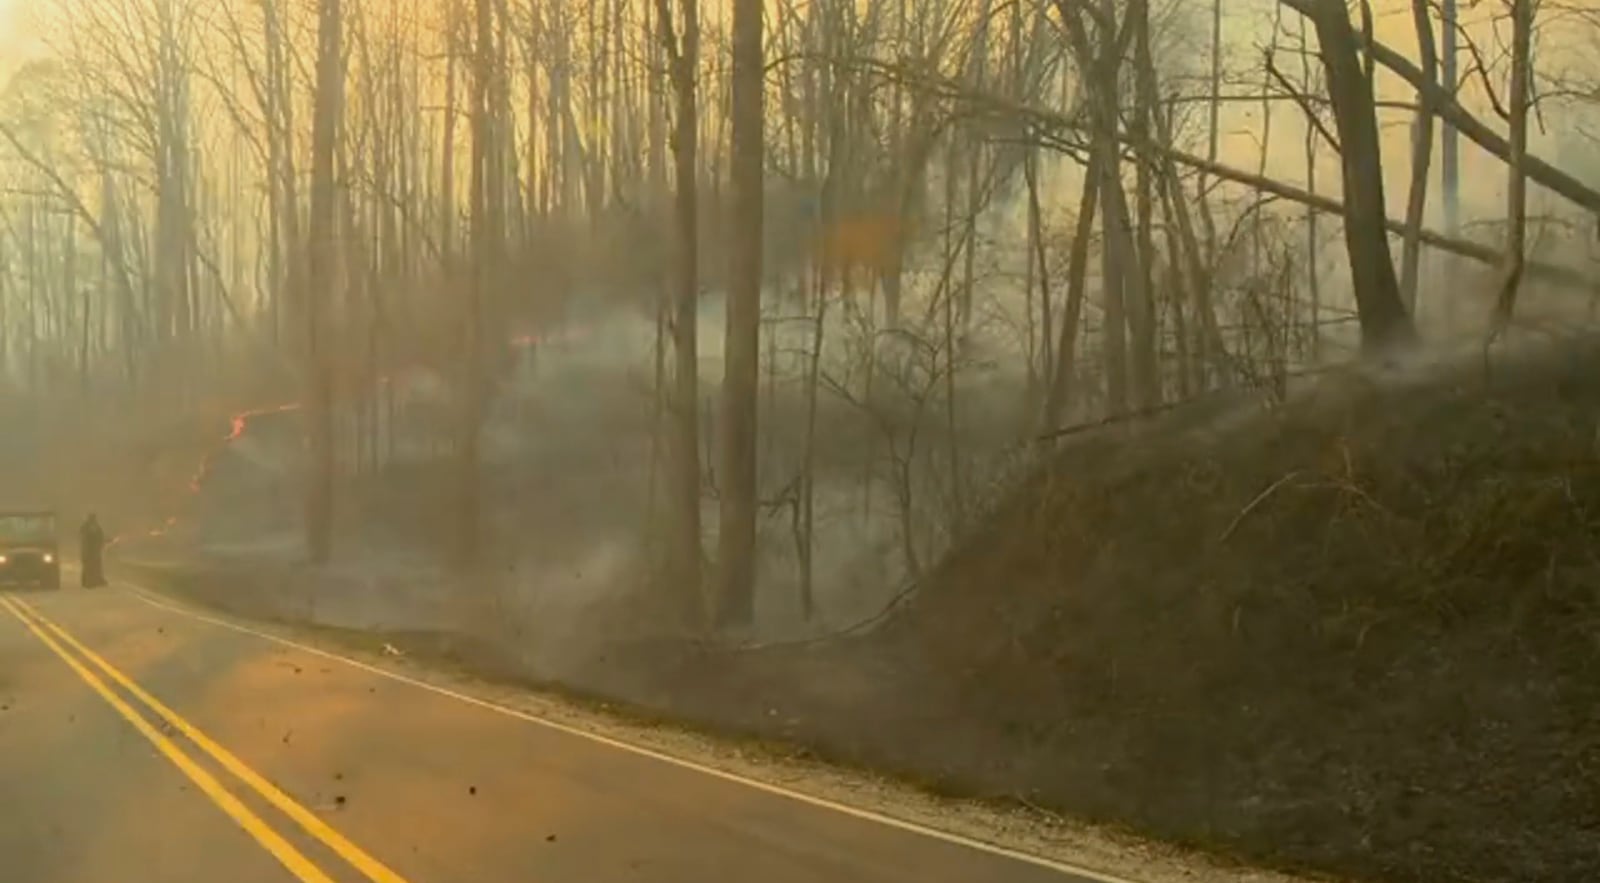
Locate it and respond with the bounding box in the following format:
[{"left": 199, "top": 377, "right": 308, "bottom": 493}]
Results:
[
  {"left": 0, "top": 554, "right": 7, "bottom": 564},
  {"left": 42, "top": 553, "right": 54, "bottom": 564}
]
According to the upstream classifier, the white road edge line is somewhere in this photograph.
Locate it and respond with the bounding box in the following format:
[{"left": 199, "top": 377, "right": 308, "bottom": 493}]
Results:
[{"left": 123, "top": 582, "right": 1139, "bottom": 883}]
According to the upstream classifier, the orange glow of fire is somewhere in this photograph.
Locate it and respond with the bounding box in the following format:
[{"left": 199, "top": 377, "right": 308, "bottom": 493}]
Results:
[
  {"left": 107, "top": 514, "right": 177, "bottom": 549},
  {"left": 129, "top": 334, "right": 574, "bottom": 548},
  {"left": 188, "top": 402, "right": 303, "bottom": 492},
  {"left": 116, "top": 400, "right": 305, "bottom": 549}
]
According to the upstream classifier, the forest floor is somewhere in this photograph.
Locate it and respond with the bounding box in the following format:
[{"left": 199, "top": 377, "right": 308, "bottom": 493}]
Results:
[{"left": 114, "top": 332, "right": 1600, "bottom": 883}]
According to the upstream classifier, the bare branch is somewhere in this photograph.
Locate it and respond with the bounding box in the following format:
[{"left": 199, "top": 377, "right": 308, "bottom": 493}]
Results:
[{"left": 1279, "top": 0, "right": 1600, "bottom": 217}]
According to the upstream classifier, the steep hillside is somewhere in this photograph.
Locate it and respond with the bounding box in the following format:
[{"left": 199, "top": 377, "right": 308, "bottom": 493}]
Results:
[
  {"left": 880, "top": 340, "right": 1600, "bottom": 881},
  {"left": 606, "top": 339, "right": 1600, "bottom": 882}
]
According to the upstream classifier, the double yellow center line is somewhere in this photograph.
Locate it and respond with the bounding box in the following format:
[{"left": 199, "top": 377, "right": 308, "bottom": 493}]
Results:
[{"left": 0, "top": 596, "right": 414, "bottom": 883}]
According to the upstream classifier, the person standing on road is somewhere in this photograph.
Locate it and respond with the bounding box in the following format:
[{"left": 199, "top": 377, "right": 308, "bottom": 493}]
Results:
[{"left": 80, "top": 513, "right": 106, "bottom": 588}]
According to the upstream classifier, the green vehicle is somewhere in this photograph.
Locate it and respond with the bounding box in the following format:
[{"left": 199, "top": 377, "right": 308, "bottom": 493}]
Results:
[{"left": 0, "top": 511, "right": 62, "bottom": 590}]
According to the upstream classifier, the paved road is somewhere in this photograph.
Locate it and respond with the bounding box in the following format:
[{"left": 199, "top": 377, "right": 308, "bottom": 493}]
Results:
[{"left": 0, "top": 585, "right": 1123, "bottom": 883}]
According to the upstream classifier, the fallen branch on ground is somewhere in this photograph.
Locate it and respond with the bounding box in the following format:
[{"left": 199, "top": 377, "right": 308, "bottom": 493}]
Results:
[{"left": 1220, "top": 471, "right": 1304, "bottom": 543}]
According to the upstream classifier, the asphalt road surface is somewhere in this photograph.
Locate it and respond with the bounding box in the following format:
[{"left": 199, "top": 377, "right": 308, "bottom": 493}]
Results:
[{"left": 0, "top": 584, "right": 1127, "bottom": 883}]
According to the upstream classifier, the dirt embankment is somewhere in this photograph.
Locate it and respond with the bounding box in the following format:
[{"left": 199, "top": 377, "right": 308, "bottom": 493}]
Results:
[{"left": 127, "top": 339, "right": 1600, "bottom": 883}]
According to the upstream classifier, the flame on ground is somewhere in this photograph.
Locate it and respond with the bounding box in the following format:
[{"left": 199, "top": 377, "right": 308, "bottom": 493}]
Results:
[
  {"left": 116, "top": 404, "right": 302, "bottom": 548},
  {"left": 125, "top": 325, "right": 573, "bottom": 547},
  {"left": 107, "top": 515, "right": 176, "bottom": 549},
  {"left": 188, "top": 402, "right": 303, "bottom": 493}
]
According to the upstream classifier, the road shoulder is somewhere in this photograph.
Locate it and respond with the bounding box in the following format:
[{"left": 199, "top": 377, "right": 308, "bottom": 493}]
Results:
[{"left": 113, "top": 578, "right": 1328, "bottom": 883}]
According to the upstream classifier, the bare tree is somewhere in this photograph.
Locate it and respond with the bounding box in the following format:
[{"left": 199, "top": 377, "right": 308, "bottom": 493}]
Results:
[
  {"left": 452, "top": 0, "right": 499, "bottom": 567},
  {"left": 716, "top": 0, "right": 764, "bottom": 626},
  {"left": 1489, "top": 0, "right": 1536, "bottom": 339},
  {"left": 1281, "top": 0, "right": 1416, "bottom": 354},
  {"left": 305, "top": 0, "right": 342, "bottom": 563},
  {"left": 656, "top": 0, "right": 705, "bottom": 625},
  {"left": 1399, "top": 0, "right": 1438, "bottom": 314},
  {"left": 1042, "top": 154, "right": 1099, "bottom": 432}
]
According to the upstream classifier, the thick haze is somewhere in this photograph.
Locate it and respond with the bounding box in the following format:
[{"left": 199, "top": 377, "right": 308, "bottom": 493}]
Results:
[
  {"left": 0, "top": 0, "right": 1597, "bottom": 640},
  {"left": 2, "top": 6, "right": 1597, "bottom": 883}
]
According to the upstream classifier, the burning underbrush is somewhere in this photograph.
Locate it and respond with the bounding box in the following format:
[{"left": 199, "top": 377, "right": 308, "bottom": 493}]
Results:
[
  {"left": 120, "top": 334, "right": 1600, "bottom": 883},
  {"left": 405, "top": 335, "right": 1597, "bottom": 883}
]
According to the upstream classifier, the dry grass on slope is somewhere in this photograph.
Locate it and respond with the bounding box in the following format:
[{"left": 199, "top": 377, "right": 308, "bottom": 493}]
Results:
[{"left": 897, "top": 339, "right": 1600, "bottom": 882}]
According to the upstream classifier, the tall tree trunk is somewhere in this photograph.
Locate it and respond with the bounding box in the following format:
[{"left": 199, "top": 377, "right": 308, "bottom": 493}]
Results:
[
  {"left": 1042, "top": 155, "right": 1100, "bottom": 431},
  {"left": 1293, "top": 0, "right": 1415, "bottom": 353},
  {"left": 1300, "top": 15, "right": 1322, "bottom": 362},
  {"left": 0, "top": 240, "right": 8, "bottom": 381},
  {"left": 528, "top": 10, "right": 547, "bottom": 218},
  {"left": 306, "top": 0, "right": 343, "bottom": 564},
  {"left": 264, "top": 0, "right": 303, "bottom": 352},
  {"left": 1441, "top": 0, "right": 1460, "bottom": 234},
  {"left": 1489, "top": 0, "right": 1533, "bottom": 339},
  {"left": 1400, "top": 0, "right": 1437, "bottom": 315},
  {"left": 1024, "top": 150, "right": 1050, "bottom": 418},
  {"left": 456, "top": 0, "right": 502, "bottom": 568},
  {"left": 1200, "top": 0, "right": 1222, "bottom": 255},
  {"left": 657, "top": 0, "right": 704, "bottom": 627},
  {"left": 441, "top": 13, "right": 460, "bottom": 261},
  {"left": 1130, "top": 0, "right": 1159, "bottom": 408},
  {"left": 798, "top": 265, "right": 826, "bottom": 622},
  {"left": 67, "top": 214, "right": 86, "bottom": 395},
  {"left": 1059, "top": 0, "right": 1130, "bottom": 413},
  {"left": 716, "top": 0, "right": 764, "bottom": 627}
]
